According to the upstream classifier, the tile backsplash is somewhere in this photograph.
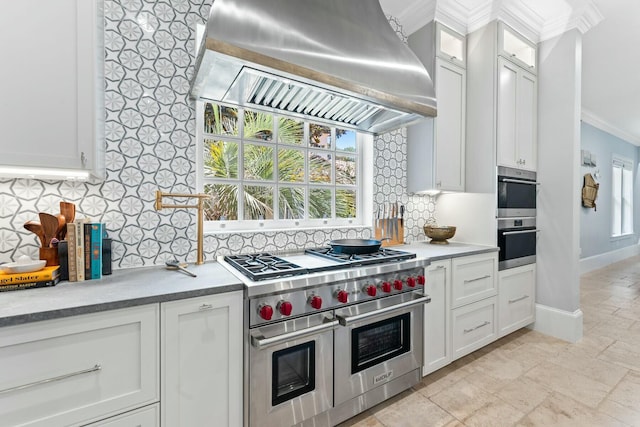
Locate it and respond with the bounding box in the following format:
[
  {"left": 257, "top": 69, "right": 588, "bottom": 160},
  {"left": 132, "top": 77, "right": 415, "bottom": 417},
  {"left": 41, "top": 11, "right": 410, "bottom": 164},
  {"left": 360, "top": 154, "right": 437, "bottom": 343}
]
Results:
[{"left": 0, "top": 1, "right": 434, "bottom": 267}]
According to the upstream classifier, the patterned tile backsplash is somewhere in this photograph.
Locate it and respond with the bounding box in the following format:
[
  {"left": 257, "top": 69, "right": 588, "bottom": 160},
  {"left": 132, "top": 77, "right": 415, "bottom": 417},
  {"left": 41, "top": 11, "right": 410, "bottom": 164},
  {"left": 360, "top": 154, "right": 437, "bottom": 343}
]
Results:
[{"left": 0, "top": 1, "right": 435, "bottom": 267}]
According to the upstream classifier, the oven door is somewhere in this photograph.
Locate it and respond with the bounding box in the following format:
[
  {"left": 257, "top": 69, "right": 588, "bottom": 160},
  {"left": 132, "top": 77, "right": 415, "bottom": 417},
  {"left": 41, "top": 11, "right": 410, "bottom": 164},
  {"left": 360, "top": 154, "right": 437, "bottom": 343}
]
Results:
[
  {"left": 248, "top": 313, "right": 338, "bottom": 427},
  {"left": 497, "top": 217, "right": 538, "bottom": 270},
  {"left": 497, "top": 167, "right": 538, "bottom": 217},
  {"left": 333, "top": 290, "right": 429, "bottom": 406}
]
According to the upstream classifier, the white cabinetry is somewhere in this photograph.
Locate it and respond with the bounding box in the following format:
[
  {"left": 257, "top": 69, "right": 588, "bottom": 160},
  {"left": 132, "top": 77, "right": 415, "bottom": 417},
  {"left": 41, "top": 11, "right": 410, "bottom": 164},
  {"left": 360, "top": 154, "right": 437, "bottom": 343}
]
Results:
[
  {"left": 450, "top": 252, "right": 498, "bottom": 359},
  {"left": 0, "top": 0, "right": 104, "bottom": 179},
  {"left": 0, "top": 305, "right": 159, "bottom": 427},
  {"left": 161, "top": 292, "right": 243, "bottom": 427},
  {"left": 408, "top": 22, "right": 466, "bottom": 193},
  {"left": 423, "top": 259, "right": 451, "bottom": 376},
  {"left": 466, "top": 21, "right": 538, "bottom": 192},
  {"left": 498, "top": 263, "right": 536, "bottom": 337},
  {"left": 496, "top": 57, "right": 537, "bottom": 171}
]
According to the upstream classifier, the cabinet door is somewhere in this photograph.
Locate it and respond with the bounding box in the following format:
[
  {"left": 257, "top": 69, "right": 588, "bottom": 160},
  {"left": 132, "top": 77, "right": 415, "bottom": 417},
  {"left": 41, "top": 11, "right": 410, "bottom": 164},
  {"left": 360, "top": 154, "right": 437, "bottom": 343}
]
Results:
[
  {"left": 498, "top": 264, "right": 536, "bottom": 337},
  {"left": 161, "top": 292, "right": 243, "bottom": 427},
  {"left": 423, "top": 259, "right": 451, "bottom": 376},
  {"left": 0, "top": 305, "right": 159, "bottom": 427},
  {"left": 497, "top": 58, "right": 519, "bottom": 169},
  {"left": 0, "top": 0, "right": 103, "bottom": 178},
  {"left": 434, "top": 59, "right": 466, "bottom": 192},
  {"left": 451, "top": 252, "right": 498, "bottom": 308},
  {"left": 516, "top": 70, "right": 537, "bottom": 171}
]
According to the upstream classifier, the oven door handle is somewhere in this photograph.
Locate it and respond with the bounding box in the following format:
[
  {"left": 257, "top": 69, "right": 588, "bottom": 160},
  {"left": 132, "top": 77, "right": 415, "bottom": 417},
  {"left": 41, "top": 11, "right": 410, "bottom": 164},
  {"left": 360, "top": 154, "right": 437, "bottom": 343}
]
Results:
[
  {"left": 500, "top": 178, "right": 540, "bottom": 185},
  {"left": 251, "top": 319, "right": 339, "bottom": 350},
  {"left": 336, "top": 295, "right": 431, "bottom": 327},
  {"left": 501, "top": 229, "right": 541, "bottom": 236}
]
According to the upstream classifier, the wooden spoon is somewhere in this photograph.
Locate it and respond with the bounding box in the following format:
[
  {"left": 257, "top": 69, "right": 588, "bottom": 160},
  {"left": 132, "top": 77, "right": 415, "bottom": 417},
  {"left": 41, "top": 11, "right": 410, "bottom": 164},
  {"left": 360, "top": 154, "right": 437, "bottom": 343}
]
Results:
[
  {"left": 39, "top": 213, "right": 60, "bottom": 248},
  {"left": 24, "top": 221, "right": 45, "bottom": 247},
  {"left": 55, "top": 214, "right": 66, "bottom": 241},
  {"left": 60, "top": 202, "right": 75, "bottom": 224}
]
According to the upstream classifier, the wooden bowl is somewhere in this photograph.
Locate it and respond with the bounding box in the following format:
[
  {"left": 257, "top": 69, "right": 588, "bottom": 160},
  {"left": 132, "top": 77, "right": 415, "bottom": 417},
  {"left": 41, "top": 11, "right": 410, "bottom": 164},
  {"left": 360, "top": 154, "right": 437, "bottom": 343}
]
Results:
[{"left": 423, "top": 225, "right": 456, "bottom": 244}]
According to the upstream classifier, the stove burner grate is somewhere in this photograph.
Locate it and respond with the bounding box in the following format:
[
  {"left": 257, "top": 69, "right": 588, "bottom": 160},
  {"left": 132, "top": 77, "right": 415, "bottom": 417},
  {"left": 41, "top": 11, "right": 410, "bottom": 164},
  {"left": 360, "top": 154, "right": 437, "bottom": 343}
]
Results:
[
  {"left": 304, "top": 247, "right": 416, "bottom": 265},
  {"left": 224, "top": 253, "right": 309, "bottom": 281}
]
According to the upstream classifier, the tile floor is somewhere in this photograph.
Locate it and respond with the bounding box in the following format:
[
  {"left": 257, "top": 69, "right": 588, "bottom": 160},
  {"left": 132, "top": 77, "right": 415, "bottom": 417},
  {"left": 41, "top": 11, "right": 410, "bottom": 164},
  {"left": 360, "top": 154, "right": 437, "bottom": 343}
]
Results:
[{"left": 338, "top": 257, "right": 640, "bottom": 426}]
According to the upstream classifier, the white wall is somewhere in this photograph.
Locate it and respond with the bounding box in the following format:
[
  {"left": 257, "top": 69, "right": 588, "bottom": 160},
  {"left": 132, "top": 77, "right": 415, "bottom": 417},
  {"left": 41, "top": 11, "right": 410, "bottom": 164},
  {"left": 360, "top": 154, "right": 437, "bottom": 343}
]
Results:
[{"left": 536, "top": 30, "right": 582, "bottom": 314}]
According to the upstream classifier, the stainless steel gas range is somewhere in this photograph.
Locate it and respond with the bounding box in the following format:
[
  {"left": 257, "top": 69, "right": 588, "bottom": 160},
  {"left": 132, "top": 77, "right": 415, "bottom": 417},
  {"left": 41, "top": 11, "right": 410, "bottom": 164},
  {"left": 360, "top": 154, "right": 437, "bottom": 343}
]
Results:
[{"left": 219, "top": 247, "right": 431, "bottom": 427}]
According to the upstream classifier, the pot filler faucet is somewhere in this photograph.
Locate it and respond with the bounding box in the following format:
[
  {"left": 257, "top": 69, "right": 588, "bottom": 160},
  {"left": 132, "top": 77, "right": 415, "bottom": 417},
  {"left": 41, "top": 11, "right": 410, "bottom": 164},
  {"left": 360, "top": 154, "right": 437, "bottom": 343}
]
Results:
[{"left": 154, "top": 191, "right": 212, "bottom": 265}]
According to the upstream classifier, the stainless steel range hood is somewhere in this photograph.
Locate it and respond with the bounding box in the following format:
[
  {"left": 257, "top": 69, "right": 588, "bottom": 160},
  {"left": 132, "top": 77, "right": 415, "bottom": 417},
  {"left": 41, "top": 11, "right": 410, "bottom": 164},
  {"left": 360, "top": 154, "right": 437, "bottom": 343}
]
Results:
[{"left": 190, "top": 0, "right": 436, "bottom": 135}]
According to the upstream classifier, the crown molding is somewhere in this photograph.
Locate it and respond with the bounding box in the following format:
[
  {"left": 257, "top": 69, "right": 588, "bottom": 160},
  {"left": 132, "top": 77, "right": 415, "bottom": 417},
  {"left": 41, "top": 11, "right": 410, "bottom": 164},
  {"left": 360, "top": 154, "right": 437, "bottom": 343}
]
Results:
[
  {"left": 539, "top": 2, "right": 604, "bottom": 41},
  {"left": 397, "top": 0, "right": 436, "bottom": 35},
  {"left": 581, "top": 109, "right": 640, "bottom": 147}
]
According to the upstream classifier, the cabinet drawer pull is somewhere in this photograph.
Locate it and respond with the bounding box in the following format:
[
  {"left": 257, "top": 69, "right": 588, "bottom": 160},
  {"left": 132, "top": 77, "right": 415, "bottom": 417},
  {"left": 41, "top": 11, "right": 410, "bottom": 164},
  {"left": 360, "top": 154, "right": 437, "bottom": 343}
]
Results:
[
  {"left": 0, "top": 364, "right": 102, "bottom": 395},
  {"left": 508, "top": 295, "right": 529, "bottom": 304},
  {"left": 463, "top": 321, "right": 490, "bottom": 334},
  {"left": 434, "top": 265, "right": 445, "bottom": 270},
  {"left": 199, "top": 304, "right": 213, "bottom": 311},
  {"left": 464, "top": 275, "right": 490, "bottom": 284}
]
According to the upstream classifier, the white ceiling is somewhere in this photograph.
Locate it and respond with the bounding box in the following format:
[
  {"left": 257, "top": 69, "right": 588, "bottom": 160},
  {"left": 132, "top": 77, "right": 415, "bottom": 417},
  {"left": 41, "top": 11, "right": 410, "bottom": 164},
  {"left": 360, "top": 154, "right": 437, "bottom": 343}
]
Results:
[{"left": 380, "top": 0, "right": 640, "bottom": 145}]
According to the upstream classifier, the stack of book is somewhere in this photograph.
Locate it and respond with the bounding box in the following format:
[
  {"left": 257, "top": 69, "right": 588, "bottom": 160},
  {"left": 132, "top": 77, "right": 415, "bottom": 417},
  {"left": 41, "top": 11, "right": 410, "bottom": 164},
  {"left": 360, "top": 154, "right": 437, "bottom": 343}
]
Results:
[
  {"left": 64, "top": 221, "right": 109, "bottom": 282},
  {"left": 0, "top": 266, "right": 61, "bottom": 292}
]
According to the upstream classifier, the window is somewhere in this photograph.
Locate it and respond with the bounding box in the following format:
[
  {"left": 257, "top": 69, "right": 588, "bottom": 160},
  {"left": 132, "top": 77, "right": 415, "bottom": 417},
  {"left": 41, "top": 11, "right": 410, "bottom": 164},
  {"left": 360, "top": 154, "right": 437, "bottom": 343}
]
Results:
[
  {"left": 199, "top": 103, "right": 365, "bottom": 230},
  {"left": 612, "top": 157, "right": 633, "bottom": 237}
]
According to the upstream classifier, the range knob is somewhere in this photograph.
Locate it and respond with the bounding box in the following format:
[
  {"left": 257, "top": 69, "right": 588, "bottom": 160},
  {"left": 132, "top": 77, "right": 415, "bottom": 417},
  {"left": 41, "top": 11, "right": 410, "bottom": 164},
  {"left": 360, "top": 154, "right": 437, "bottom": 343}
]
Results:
[
  {"left": 381, "top": 281, "right": 392, "bottom": 293},
  {"left": 407, "top": 277, "right": 416, "bottom": 288},
  {"left": 336, "top": 290, "right": 349, "bottom": 304},
  {"left": 393, "top": 279, "right": 403, "bottom": 291},
  {"left": 278, "top": 301, "right": 293, "bottom": 316},
  {"left": 258, "top": 304, "right": 273, "bottom": 321},
  {"left": 364, "top": 285, "right": 377, "bottom": 297},
  {"left": 417, "top": 275, "right": 426, "bottom": 285},
  {"left": 309, "top": 295, "right": 323, "bottom": 310}
]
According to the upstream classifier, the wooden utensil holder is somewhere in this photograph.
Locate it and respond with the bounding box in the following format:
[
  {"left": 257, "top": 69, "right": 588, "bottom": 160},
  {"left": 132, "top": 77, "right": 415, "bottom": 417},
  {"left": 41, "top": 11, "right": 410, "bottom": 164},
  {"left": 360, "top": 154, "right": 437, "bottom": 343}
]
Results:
[
  {"left": 375, "top": 220, "right": 404, "bottom": 246},
  {"left": 39, "top": 247, "right": 59, "bottom": 267}
]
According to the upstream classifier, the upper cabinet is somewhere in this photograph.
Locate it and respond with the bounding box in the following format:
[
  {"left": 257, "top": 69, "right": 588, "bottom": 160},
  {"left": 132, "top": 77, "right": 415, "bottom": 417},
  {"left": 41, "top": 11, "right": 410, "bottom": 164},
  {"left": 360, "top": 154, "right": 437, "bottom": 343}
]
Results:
[
  {"left": 496, "top": 57, "right": 537, "bottom": 171},
  {"left": 0, "top": 0, "right": 104, "bottom": 180},
  {"left": 498, "top": 22, "right": 536, "bottom": 72},
  {"left": 465, "top": 21, "right": 538, "bottom": 192},
  {"left": 408, "top": 22, "right": 466, "bottom": 193}
]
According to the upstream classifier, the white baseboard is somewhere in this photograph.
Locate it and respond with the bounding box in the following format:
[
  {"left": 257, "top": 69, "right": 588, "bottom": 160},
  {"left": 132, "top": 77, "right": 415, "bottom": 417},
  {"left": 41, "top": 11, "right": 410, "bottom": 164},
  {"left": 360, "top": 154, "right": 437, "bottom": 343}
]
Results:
[
  {"left": 580, "top": 244, "right": 640, "bottom": 275},
  {"left": 529, "top": 304, "right": 583, "bottom": 343}
]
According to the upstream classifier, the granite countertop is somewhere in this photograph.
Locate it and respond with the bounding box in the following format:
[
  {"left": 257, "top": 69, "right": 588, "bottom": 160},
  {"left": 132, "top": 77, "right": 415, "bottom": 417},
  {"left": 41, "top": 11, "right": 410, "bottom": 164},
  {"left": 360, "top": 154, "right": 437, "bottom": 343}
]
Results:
[
  {"left": 400, "top": 241, "right": 499, "bottom": 261},
  {"left": 0, "top": 241, "right": 497, "bottom": 328},
  {"left": 0, "top": 261, "right": 243, "bottom": 327}
]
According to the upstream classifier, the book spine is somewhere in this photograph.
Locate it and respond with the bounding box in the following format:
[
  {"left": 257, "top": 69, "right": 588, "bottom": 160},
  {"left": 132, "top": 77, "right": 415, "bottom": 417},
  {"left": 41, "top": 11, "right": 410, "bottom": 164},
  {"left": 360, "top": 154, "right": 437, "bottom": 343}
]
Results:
[
  {"left": 90, "top": 223, "right": 102, "bottom": 280},
  {"left": 58, "top": 241, "right": 69, "bottom": 281},
  {"left": 84, "top": 223, "right": 92, "bottom": 280},
  {"left": 0, "top": 277, "right": 60, "bottom": 292},
  {"left": 75, "top": 221, "right": 85, "bottom": 282},
  {"left": 67, "top": 224, "right": 77, "bottom": 281},
  {"left": 0, "top": 267, "right": 60, "bottom": 285},
  {"left": 102, "top": 238, "right": 112, "bottom": 276}
]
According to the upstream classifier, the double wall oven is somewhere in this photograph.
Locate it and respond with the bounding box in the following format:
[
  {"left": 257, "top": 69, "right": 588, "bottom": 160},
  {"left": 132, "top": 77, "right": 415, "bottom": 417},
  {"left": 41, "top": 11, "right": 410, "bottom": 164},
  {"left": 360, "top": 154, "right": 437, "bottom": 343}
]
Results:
[
  {"left": 497, "top": 166, "right": 539, "bottom": 270},
  {"left": 221, "top": 249, "right": 430, "bottom": 427}
]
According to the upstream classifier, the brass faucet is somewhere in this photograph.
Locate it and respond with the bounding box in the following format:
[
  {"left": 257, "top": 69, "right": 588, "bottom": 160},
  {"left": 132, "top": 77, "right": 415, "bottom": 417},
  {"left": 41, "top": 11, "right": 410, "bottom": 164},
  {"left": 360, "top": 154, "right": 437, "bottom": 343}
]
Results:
[{"left": 155, "top": 191, "right": 212, "bottom": 265}]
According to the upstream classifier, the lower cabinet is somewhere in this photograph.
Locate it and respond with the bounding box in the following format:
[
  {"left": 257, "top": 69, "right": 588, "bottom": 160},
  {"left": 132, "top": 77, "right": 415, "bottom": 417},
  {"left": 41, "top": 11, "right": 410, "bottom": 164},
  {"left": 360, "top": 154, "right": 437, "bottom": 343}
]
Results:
[
  {"left": 0, "top": 305, "right": 159, "bottom": 427},
  {"left": 423, "top": 259, "right": 452, "bottom": 376},
  {"left": 451, "top": 296, "right": 498, "bottom": 359},
  {"left": 498, "top": 263, "right": 536, "bottom": 337},
  {"left": 89, "top": 404, "right": 159, "bottom": 426},
  {"left": 161, "top": 291, "right": 243, "bottom": 427}
]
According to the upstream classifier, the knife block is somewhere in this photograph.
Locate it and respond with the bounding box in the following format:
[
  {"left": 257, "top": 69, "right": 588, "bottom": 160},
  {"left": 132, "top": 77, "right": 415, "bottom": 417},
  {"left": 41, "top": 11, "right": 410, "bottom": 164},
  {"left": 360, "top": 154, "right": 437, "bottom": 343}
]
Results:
[{"left": 374, "top": 221, "right": 404, "bottom": 246}]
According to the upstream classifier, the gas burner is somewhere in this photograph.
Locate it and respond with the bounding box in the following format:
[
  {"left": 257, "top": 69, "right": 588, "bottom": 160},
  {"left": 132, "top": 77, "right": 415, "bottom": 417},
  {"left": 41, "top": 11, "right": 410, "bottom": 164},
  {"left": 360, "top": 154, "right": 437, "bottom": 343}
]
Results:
[
  {"left": 224, "top": 253, "right": 308, "bottom": 281},
  {"left": 304, "top": 247, "right": 416, "bottom": 265}
]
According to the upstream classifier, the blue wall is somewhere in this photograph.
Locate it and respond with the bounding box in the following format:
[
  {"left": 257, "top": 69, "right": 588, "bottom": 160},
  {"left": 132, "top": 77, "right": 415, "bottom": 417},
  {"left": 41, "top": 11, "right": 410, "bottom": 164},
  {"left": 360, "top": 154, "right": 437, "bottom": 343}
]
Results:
[{"left": 580, "top": 122, "right": 640, "bottom": 259}]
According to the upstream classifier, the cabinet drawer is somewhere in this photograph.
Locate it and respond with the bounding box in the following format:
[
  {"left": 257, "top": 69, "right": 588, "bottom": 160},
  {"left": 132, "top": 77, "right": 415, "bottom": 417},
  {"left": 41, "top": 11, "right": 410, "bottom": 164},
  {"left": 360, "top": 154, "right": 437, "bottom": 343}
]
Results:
[
  {"left": 0, "top": 305, "right": 159, "bottom": 427},
  {"left": 498, "top": 264, "right": 536, "bottom": 337},
  {"left": 451, "top": 253, "right": 497, "bottom": 308},
  {"left": 451, "top": 297, "right": 497, "bottom": 360},
  {"left": 90, "top": 404, "right": 159, "bottom": 427}
]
